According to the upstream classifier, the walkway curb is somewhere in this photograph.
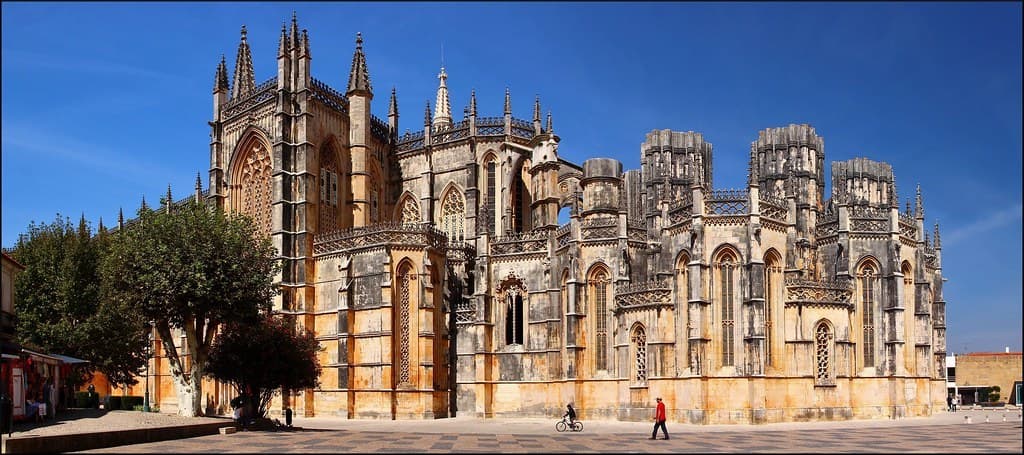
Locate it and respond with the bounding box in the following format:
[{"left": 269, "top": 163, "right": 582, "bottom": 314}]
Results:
[{"left": 1, "top": 421, "right": 227, "bottom": 454}]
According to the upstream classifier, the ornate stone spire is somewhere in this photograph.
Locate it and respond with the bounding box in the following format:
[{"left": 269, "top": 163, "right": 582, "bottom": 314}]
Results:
[
  {"left": 290, "top": 11, "right": 300, "bottom": 51},
  {"left": 346, "top": 32, "right": 372, "bottom": 96},
  {"left": 432, "top": 67, "right": 452, "bottom": 129},
  {"left": 424, "top": 100, "right": 432, "bottom": 127},
  {"left": 546, "top": 111, "right": 553, "bottom": 134},
  {"left": 533, "top": 96, "right": 541, "bottom": 123},
  {"left": 231, "top": 25, "right": 256, "bottom": 100},
  {"left": 300, "top": 29, "right": 310, "bottom": 58},
  {"left": 388, "top": 87, "right": 398, "bottom": 117},
  {"left": 195, "top": 172, "right": 203, "bottom": 201},
  {"left": 278, "top": 23, "right": 288, "bottom": 57},
  {"left": 748, "top": 142, "right": 759, "bottom": 186},
  {"left": 934, "top": 220, "right": 941, "bottom": 249},
  {"left": 905, "top": 199, "right": 911, "bottom": 215},
  {"left": 914, "top": 184, "right": 924, "bottom": 219},
  {"left": 214, "top": 55, "right": 229, "bottom": 94},
  {"left": 503, "top": 87, "right": 511, "bottom": 115},
  {"left": 469, "top": 89, "right": 477, "bottom": 116}
]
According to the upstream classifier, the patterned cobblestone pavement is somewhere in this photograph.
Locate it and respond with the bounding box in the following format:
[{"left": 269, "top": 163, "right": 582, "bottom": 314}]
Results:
[{"left": 74, "top": 410, "right": 1022, "bottom": 453}]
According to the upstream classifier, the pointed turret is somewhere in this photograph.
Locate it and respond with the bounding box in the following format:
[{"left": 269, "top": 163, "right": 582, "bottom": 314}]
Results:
[
  {"left": 387, "top": 87, "right": 399, "bottom": 133},
  {"left": 278, "top": 23, "right": 288, "bottom": 57},
  {"left": 290, "top": 11, "right": 300, "bottom": 51},
  {"left": 300, "top": 29, "right": 310, "bottom": 58},
  {"left": 934, "top": 220, "right": 941, "bottom": 249},
  {"left": 533, "top": 95, "right": 542, "bottom": 135},
  {"left": 424, "top": 101, "right": 432, "bottom": 127},
  {"left": 214, "top": 55, "right": 229, "bottom": 94},
  {"left": 905, "top": 200, "right": 911, "bottom": 215},
  {"left": 469, "top": 89, "right": 477, "bottom": 117},
  {"left": 546, "top": 111, "right": 553, "bottom": 135},
  {"left": 915, "top": 184, "right": 924, "bottom": 219},
  {"left": 195, "top": 172, "right": 203, "bottom": 202},
  {"left": 503, "top": 87, "right": 511, "bottom": 115},
  {"left": 432, "top": 67, "right": 452, "bottom": 129},
  {"left": 231, "top": 25, "right": 256, "bottom": 99},
  {"left": 346, "top": 32, "right": 372, "bottom": 96},
  {"left": 164, "top": 184, "right": 173, "bottom": 213}
]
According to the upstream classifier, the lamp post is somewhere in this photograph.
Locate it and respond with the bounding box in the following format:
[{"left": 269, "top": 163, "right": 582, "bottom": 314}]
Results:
[{"left": 144, "top": 327, "right": 153, "bottom": 412}]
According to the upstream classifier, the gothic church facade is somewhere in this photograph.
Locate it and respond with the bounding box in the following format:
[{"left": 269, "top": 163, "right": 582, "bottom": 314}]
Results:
[{"left": 180, "top": 17, "right": 948, "bottom": 424}]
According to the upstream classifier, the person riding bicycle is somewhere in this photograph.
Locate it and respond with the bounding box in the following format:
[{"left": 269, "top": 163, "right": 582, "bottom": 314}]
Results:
[{"left": 564, "top": 403, "right": 577, "bottom": 425}]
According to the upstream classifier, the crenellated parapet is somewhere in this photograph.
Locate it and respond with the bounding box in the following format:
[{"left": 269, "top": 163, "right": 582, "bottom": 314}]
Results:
[{"left": 641, "top": 130, "right": 713, "bottom": 213}]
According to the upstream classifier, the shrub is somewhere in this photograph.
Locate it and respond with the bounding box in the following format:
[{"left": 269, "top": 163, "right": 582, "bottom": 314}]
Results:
[
  {"left": 121, "top": 396, "right": 144, "bottom": 410},
  {"left": 105, "top": 395, "right": 122, "bottom": 411},
  {"left": 74, "top": 392, "right": 91, "bottom": 408}
]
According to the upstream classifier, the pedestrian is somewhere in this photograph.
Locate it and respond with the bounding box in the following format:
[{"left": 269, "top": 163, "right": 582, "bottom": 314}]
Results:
[
  {"left": 946, "top": 395, "right": 953, "bottom": 412},
  {"left": 952, "top": 395, "right": 959, "bottom": 412},
  {"left": 42, "top": 379, "right": 53, "bottom": 421},
  {"left": 649, "top": 397, "right": 669, "bottom": 440},
  {"left": 285, "top": 407, "right": 293, "bottom": 427}
]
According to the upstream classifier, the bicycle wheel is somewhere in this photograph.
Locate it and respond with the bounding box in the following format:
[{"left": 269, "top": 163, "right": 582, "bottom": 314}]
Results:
[
  {"left": 572, "top": 421, "right": 583, "bottom": 432},
  {"left": 555, "top": 421, "right": 567, "bottom": 432}
]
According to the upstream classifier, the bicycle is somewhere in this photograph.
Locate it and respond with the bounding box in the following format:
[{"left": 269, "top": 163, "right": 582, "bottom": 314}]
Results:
[{"left": 555, "top": 415, "right": 583, "bottom": 432}]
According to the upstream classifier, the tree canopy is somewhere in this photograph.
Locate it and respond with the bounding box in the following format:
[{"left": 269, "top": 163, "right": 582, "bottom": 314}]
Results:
[
  {"left": 10, "top": 214, "right": 148, "bottom": 390},
  {"left": 101, "top": 200, "right": 279, "bottom": 416},
  {"left": 207, "top": 314, "right": 321, "bottom": 419}
]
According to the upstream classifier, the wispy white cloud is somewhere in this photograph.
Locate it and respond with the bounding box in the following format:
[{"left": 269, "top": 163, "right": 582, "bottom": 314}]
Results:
[
  {"left": 943, "top": 203, "right": 1023, "bottom": 246},
  {"left": 1, "top": 121, "right": 176, "bottom": 187},
  {"left": 1, "top": 48, "right": 184, "bottom": 82}
]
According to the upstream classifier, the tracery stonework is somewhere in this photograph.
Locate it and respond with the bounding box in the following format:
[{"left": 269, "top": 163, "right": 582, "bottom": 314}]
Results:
[
  {"left": 398, "top": 265, "right": 412, "bottom": 386},
  {"left": 440, "top": 190, "right": 465, "bottom": 242},
  {"left": 399, "top": 196, "right": 419, "bottom": 224},
  {"left": 236, "top": 141, "right": 272, "bottom": 239}
]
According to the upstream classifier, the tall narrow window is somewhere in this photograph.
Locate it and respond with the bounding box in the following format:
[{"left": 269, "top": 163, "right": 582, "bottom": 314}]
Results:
[
  {"left": 764, "top": 251, "right": 782, "bottom": 367},
  {"left": 860, "top": 263, "right": 876, "bottom": 368},
  {"left": 505, "top": 292, "right": 523, "bottom": 345},
  {"left": 440, "top": 189, "right": 466, "bottom": 242},
  {"left": 592, "top": 269, "right": 609, "bottom": 371},
  {"left": 512, "top": 170, "right": 526, "bottom": 233},
  {"left": 815, "top": 321, "right": 833, "bottom": 385},
  {"left": 717, "top": 250, "right": 737, "bottom": 367},
  {"left": 397, "top": 264, "right": 412, "bottom": 385},
  {"left": 485, "top": 159, "right": 496, "bottom": 235},
  {"left": 632, "top": 325, "right": 648, "bottom": 383}
]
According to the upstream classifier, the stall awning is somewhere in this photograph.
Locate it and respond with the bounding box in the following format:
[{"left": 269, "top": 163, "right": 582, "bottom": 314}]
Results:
[{"left": 49, "top": 354, "right": 90, "bottom": 365}]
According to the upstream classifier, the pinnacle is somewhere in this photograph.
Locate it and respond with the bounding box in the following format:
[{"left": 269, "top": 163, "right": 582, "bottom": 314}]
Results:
[{"left": 347, "top": 32, "right": 372, "bottom": 95}]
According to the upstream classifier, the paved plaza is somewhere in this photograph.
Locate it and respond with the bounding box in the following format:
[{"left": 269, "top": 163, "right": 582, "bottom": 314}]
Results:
[{"left": 67, "top": 408, "right": 1022, "bottom": 453}]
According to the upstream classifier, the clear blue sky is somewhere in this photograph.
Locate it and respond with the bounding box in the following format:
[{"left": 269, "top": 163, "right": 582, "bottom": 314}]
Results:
[{"left": 3, "top": 2, "right": 1021, "bottom": 353}]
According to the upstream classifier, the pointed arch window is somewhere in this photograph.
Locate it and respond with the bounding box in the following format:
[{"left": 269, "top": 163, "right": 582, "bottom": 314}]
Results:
[
  {"left": 632, "top": 325, "right": 648, "bottom": 384},
  {"left": 860, "top": 262, "right": 877, "bottom": 368},
  {"left": 319, "top": 147, "right": 341, "bottom": 231},
  {"left": 505, "top": 292, "right": 524, "bottom": 346},
  {"left": 440, "top": 189, "right": 466, "bottom": 242},
  {"left": 591, "top": 268, "right": 610, "bottom": 371},
  {"left": 482, "top": 157, "right": 496, "bottom": 235},
  {"left": 815, "top": 321, "right": 834, "bottom": 385},
  {"left": 764, "top": 251, "right": 782, "bottom": 367},
  {"left": 716, "top": 249, "right": 738, "bottom": 367},
  {"left": 230, "top": 135, "right": 273, "bottom": 238},
  {"left": 398, "top": 195, "right": 420, "bottom": 225}
]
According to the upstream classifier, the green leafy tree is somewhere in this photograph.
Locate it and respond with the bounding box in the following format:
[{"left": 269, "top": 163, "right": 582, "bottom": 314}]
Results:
[
  {"left": 206, "top": 314, "right": 321, "bottom": 419},
  {"left": 11, "top": 214, "right": 148, "bottom": 391},
  {"left": 101, "top": 200, "right": 279, "bottom": 416}
]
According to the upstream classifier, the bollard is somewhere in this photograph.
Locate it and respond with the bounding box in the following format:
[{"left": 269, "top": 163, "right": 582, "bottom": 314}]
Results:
[
  {"left": 964, "top": 415, "right": 972, "bottom": 424},
  {"left": 985, "top": 414, "right": 989, "bottom": 423}
]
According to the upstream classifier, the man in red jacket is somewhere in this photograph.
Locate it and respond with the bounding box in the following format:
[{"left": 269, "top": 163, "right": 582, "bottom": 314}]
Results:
[{"left": 649, "top": 397, "right": 669, "bottom": 440}]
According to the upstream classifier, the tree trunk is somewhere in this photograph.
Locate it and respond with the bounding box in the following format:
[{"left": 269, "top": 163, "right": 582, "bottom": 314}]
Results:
[{"left": 172, "top": 366, "right": 205, "bottom": 417}]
